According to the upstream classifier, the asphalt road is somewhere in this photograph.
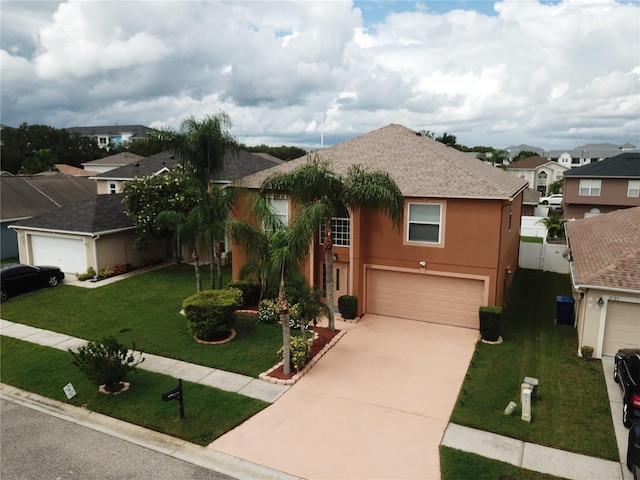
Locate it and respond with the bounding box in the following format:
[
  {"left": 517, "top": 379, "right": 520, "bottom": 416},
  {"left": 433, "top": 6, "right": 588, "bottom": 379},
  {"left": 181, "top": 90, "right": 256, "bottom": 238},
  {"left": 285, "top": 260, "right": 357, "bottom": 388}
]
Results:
[{"left": 0, "top": 398, "right": 235, "bottom": 480}]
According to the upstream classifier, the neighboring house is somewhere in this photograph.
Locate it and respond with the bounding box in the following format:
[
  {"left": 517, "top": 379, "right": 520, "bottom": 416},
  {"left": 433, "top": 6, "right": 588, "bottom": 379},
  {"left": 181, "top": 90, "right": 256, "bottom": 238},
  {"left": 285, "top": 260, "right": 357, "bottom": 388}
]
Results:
[
  {"left": 67, "top": 125, "right": 155, "bottom": 149},
  {"left": 9, "top": 194, "right": 166, "bottom": 274},
  {"left": 505, "top": 156, "right": 568, "bottom": 196},
  {"left": 505, "top": 144, "right": 545, "bottom": 161},
  {"left": 0, "top": 173, "right": 96, "bottom": 259},
  {"left": 565, "top": 206, "right": 640, "bottom": 358},
  {"left": 232, "top": 124, "right": 528, "bottom": 329},
  {"left": 8, "top": 149, "right": 285, "bottom": 271},
  {"left": 81, "top": 152, "right": 145, "bottom": 175},
  {"left": 522, "top": 189, "right": 541, "bottom": 216},
  {"left": 54, "top": 164, "right": 98, "bottom": 177},
  {"left": 91, "top": 149, "right": 285, "bottom": 194},
  {"left": 546, "top": 142, "right": 638, "bottom": 169},
  {"left": 562, "top": 152, "right": 640, "bottom": 219}
]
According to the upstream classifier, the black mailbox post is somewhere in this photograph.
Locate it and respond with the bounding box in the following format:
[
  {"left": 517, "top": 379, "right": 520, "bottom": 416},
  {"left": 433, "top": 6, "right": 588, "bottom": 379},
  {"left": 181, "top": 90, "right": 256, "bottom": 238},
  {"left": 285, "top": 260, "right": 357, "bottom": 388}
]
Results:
[{"left": 162, "top": 379, "right": 184, "bottom": 419}]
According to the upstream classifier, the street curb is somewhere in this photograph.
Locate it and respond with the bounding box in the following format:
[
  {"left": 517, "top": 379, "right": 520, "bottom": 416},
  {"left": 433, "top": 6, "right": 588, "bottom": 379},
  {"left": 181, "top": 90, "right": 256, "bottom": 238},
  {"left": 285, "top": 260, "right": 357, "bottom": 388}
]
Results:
[{"left": 0, "top": 383, "right": 304, "bottom": 480}]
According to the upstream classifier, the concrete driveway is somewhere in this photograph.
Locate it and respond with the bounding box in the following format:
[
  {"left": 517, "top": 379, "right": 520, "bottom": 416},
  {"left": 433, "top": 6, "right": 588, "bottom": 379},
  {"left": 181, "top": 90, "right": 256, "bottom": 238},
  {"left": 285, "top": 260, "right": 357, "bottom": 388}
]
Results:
[{"left": 209, "top": 314, "right": 478, "bottom": 480}]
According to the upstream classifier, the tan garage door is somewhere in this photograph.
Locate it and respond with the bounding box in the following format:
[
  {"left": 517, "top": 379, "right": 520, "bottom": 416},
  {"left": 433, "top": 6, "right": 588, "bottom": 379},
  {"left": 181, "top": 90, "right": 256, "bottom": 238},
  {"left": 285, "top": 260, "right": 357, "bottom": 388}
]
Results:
[
  {"left": 602, "top": 301, "right": 640, "bottom": 356},
  {"left": 366, "top": 269, "right": 485, "bottom": 328}
]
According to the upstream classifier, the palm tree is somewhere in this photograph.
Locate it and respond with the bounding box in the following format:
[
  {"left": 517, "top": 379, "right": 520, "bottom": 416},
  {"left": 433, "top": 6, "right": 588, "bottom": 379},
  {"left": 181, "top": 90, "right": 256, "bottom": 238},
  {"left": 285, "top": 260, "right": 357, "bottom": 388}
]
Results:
[
  {"left": 260, "top": 157, "right": 404, "bottom": 330},
  {"left": 230, "top": 194, "right": 316, "bottom": 375},
  {"left": 539, "top": 214, "right": 567, "bottom": 239},
  {"left": 153, "top": 112, "right": 240, "bottom": 283}
]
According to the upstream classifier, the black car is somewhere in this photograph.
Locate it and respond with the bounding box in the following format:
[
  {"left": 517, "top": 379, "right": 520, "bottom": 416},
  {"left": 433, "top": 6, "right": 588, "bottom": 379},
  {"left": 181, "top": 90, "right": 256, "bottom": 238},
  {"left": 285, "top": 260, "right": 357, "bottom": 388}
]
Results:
[
  {"left": 629, "top": 421, "right": 640, "bottom": 480},
  {"left": 0, "top": 264, "right": 65, "bottom": 302},
  {"left": 615, "top": 348, "right": 640, "bottom": 427}
]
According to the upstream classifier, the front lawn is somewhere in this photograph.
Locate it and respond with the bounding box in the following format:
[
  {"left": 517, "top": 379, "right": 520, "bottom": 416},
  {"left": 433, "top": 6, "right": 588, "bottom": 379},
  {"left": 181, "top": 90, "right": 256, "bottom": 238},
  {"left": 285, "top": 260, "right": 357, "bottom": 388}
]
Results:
[
  {"left": 0, "top": 264, "right": 282, "bottom": 377},
  {"left": 1, "top": 336, "right": 268, "bottom": 445},
  {"left": 449, "top": 269, "right": 618, "bottom": 461}
]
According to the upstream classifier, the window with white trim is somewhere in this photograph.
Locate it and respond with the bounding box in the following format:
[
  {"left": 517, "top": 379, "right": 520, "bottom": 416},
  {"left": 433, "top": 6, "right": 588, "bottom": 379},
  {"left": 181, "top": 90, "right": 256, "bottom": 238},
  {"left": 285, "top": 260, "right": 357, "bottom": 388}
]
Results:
[
  {"left": 267, "top": 198, "right": 288, "bottom": 226},
  {"left": 628, "top": 180, "right": 640, "bottom": 197},
  {"left": 108, "top": 182, "right": 118, "bottom": 194},
  {"left": 407, "top": 203, "right": 441, "bottom": 243},
  {"left": 579, "top": 179, "right": 601, "bottom": 196},
  {"left": 319, "top": 217, "right": 350, "bottom": 246}
]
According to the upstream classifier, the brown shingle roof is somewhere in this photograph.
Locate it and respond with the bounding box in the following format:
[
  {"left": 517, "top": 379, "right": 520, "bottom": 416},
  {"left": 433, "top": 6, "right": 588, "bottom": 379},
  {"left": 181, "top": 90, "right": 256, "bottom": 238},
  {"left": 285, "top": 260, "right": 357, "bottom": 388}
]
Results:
[
  {"left": 566, "top": 206, "right": 640, "bottom": 292},
  {"left": 235, "top": 124, "right": 528, "bottom": 199},
  {"left": 506, "top": 156, "right": 553, "bottom": 170}
]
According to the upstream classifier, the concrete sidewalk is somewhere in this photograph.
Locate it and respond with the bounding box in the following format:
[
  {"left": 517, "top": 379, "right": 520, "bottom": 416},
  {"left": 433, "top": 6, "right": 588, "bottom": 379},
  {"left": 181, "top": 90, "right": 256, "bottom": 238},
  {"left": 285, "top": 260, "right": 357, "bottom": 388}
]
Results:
[{"left": 0, "top": 319, "right": 288, "bottom": 404}]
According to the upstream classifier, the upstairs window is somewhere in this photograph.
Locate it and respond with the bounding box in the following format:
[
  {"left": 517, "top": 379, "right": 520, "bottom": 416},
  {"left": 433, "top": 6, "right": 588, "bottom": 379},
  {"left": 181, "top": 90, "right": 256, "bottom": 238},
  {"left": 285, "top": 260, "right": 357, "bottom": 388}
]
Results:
[
  {"left": 407, "top": 203, "right": 441, "bottom": 244},
  {"left": 319, "top": 217, "right": 350, "bottom": 247},
  {"left": 579, "top": 179, "right": 601, "bottom": 196},
  {"left": 108, "top": 182, "right": 118, "bottom": 194},
  {"left": 628, "top": 180, "right": 640, "bottom": 198},
  {"left": 266, "top": 198, "right": 288, "bottom": 227}
]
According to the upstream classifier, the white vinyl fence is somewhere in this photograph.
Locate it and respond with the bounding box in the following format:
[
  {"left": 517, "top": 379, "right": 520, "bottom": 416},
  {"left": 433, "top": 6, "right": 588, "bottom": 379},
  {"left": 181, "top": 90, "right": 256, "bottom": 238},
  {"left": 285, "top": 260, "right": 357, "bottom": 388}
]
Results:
[{"left": 519, "top": 216, "right": 570, "bottom": 274}]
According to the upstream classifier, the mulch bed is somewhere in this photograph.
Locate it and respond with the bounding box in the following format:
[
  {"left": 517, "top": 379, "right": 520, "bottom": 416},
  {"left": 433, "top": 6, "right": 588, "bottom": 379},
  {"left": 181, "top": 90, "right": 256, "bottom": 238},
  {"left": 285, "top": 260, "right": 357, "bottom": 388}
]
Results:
[{"left": 265, "top": 327, "right": 341, "bottom": 380}]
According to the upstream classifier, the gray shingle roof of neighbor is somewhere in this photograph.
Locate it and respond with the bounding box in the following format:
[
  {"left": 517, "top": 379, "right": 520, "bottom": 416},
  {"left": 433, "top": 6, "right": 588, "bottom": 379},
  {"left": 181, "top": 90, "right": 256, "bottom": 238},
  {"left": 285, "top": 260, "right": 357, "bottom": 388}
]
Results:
[
  {"left": 10, "top": 194, "right": 134, "bottom": 235},
  {"left": 82, "top": 152, "right": 145, "bottom": 167},
  {"left": 0, "top": 173, "right": 97, "bottom": 221},
  {"left": 94, "top": 150, "right": 285, "bottom": 183},
  {"left": 66, "top": 125, "right": 155, "bottom": 137},
  {"left": 235, "top": 124, "right": 529, "bottom": 199},
  {"left": 562, "top": 152, "right": 640, "bottom": 177},
  {"left": 566, "top": 206, "right": 640, "bottom": 292}
]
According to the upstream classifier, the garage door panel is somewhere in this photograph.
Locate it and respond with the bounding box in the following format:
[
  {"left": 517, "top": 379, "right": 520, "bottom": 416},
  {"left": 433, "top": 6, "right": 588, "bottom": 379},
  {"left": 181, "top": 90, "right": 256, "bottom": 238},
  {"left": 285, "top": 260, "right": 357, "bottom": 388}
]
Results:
[
  {"left": 31, "top": 235, "right": 87, "bottom": 274},
  {"left": 366, "top": 269, "right": 484, "bottom": 328},
  {"left": 603, "top": 301, "right": 640, "bottom": 356}
]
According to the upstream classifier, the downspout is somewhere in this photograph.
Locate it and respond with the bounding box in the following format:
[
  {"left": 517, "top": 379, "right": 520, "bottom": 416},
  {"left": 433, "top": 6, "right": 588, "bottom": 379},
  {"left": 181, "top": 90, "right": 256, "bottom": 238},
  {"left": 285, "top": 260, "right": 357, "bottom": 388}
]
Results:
[{"left": 92, "top": 235, "right": 101, "bottom": 272}]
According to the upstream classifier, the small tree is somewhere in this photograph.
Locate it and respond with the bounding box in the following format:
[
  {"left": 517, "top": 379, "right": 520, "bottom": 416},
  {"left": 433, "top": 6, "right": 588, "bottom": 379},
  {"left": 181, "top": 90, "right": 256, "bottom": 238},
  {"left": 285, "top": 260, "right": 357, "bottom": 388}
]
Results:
[
  {"left": 539, "top": 214, "right": 567, "bottom": 239},
  {"left": 69, "top": 337, "right": 144, "bottom": 393}
]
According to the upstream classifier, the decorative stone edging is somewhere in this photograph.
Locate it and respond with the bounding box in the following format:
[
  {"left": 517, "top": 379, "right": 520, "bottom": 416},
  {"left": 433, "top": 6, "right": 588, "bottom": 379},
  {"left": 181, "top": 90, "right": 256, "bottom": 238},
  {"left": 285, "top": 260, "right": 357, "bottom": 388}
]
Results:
[
  {"left": 193, "top": 329, "right": 237, "bottom": 345},
  {"left": 259, "top": 329, "right": 348, "bottom": 386},
  {"left": 98, "top": 382, "right": 130, "bottom": 395}
]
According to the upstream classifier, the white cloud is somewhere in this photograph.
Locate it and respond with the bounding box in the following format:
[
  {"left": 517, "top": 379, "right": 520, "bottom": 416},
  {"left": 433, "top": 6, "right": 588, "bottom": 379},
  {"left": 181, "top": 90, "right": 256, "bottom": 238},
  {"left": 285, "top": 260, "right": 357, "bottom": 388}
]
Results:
[{"left": 0, "top": 0, "right": 638, "bottom": 150}]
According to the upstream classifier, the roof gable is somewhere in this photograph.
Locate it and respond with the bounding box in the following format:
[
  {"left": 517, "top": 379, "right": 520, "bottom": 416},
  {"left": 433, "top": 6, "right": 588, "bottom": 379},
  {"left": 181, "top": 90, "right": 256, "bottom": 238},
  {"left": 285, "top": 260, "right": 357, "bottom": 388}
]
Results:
[
  {"left": 235, "top": 124, "right": 528, "bottom": 199},
  {"left": 567, "top": 206, "right": 640, "bottom": 291},
  {"left": 563, "top": 152, "right": 640, "bottom": 177},
  {"left": 506, "top": 156, "right": 557, "bottom": 170}
]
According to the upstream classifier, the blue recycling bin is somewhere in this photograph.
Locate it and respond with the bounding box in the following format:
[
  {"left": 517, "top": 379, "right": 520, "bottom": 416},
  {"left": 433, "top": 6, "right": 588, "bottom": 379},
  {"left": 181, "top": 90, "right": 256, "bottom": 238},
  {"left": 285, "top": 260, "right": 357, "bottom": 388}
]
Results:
[{"left": 556, "top": 295, "right": 575, "bottom": 325}]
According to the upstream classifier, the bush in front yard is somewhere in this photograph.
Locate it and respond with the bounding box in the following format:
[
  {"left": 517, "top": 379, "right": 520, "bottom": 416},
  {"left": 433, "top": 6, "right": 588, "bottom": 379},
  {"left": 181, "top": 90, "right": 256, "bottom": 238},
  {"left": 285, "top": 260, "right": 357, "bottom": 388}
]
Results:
[
  {"left": 479, "top": 306, "right": 502, "bottom": 341},
  {"left": 227, "top": 280, "right": 260, "bottom": 307},
  {"left": 258, "top": 298, "right": 279, "bottom": 324},
  {"left": 183, "top": 288, "right": 243, "bottom": 341},
  {"left": 278, "top": 336, "right": 311, "bottom": 372},
  {"left": 338, "top": 295, "right": 358, "bottom": 319},
  {"left": 69, "top": 336, "right": 144, "bottom": 392}
]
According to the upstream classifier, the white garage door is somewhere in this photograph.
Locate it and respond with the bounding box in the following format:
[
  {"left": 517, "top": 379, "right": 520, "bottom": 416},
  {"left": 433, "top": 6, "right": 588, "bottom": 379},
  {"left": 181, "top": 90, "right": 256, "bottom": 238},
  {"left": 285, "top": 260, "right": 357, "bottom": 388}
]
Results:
[
  {"left": 602, "top": 301, "right": 640, "bottom": 356},
  {"left": 31, "top": 235, "right": 87, "bottom": 274},
  {"left": 366, "top": 269, "right": 485, "bottom": 328}
]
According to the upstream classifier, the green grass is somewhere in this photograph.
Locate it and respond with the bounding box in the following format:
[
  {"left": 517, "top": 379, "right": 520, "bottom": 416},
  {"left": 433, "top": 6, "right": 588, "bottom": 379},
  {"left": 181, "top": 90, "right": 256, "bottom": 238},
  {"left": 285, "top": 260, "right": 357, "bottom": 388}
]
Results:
[
  {"left": 0, "top": 336, "right": 268, "bottom": 445},
  {"left": 440, "top": 446, "right": 566, "bottom": 480},
  {"left": 0, "top": 264, "right": 282, "bottom": 377},
  {"left": 449, "top": 269, "right": 618, "bottom": 461},
  {"left": 520, "top": 236, "right": 544, "bottom": 244},
  {"left": 1, "top": 256, "right": 19, "bottom": 264}
]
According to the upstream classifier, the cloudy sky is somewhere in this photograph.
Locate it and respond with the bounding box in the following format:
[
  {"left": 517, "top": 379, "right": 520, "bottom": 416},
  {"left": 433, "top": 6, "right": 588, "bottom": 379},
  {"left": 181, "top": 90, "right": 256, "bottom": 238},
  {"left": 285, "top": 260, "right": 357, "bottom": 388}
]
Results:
[{"left": 1, "top": 0, "right": 639, "bottom": 150}]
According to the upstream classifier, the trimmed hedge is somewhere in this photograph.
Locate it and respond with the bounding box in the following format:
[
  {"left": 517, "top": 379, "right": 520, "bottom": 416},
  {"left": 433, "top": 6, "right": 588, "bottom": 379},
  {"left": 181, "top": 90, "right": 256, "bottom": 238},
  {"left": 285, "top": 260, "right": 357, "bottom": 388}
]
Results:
[
  {"left": 338, "top": 295, "right": 358, "bottom": 319},
  {"left": 479, "top": 306, "right": 502, "bottom": 341},
  {"left": 227, "top": 280, "right": 260, "bottom": 307},
  {"left": 182, "top": 288, "right": 243, "bottom": 341}
]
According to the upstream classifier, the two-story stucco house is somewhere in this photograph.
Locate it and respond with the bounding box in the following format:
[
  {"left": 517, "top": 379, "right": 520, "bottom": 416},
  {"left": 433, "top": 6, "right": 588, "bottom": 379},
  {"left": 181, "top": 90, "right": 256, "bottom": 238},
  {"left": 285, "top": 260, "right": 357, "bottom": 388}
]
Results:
[
  {"left": 232, "top": 124, "right": 528, "bottom": 329},
  {"left": 505, "top": 156, "right": 568, "bottom": 196},
  {"left": 562, "top": 152, "right": 640, "bottom": 219}
]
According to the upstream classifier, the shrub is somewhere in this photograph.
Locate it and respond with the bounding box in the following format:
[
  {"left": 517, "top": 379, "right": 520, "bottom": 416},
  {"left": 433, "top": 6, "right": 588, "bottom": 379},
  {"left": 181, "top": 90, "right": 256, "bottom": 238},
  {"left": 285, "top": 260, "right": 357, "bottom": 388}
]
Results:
[
  {"left": 258, "top": 298, "right": 279, "bottom": 324},
  {"left": 227, "top": 280, "right": 260, "bottom": 307},
  {"left": 76, "top": 266, "right": 96, "bottom": 281},
  {"left": 479, "top": 306, "right": 502, "bottom": 341},
  {"left": 69, "top": 336, "right": 144, "bottom": 392},
  {"left": 112, "top": 264, "right": 127, "bottom": 276},
  {"left": 183, "top": 288, "right": 243, "bottom": 341},
  {"left": 97, "top": 266, "right": 113, "bottom": 280},
  {"left": 581, "top": 346, "right": 595, "bottom": 361},
  {"left": 288, "top": 303, "right": 311, "bottom": 330},
  {"left": 338, "top": 295, "right": 358, "bottom": 319},
  {"left": 278, "top": 336, "right": 311, "bottom": 372}
]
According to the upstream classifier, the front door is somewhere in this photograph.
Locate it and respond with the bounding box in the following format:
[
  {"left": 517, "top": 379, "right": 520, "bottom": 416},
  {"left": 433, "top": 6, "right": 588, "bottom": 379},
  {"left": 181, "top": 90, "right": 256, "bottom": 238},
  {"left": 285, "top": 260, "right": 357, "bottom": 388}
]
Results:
[{"left": 332, "top": 262, "right": 349, "bottom": 307}]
